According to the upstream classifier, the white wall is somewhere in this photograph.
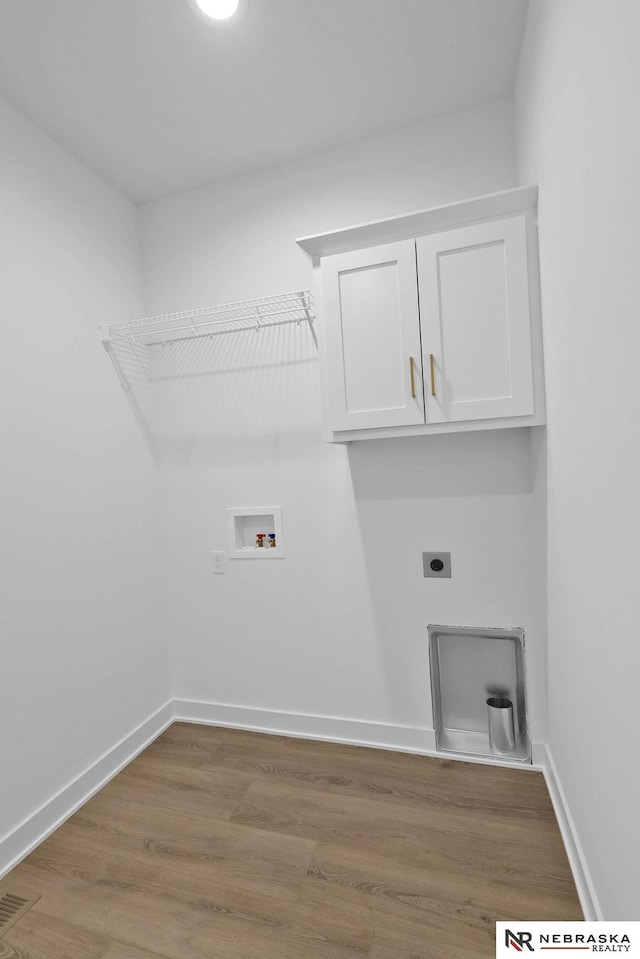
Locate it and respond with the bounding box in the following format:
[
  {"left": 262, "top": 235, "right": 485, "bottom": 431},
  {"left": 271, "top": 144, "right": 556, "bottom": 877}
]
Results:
[
  {"left": 516, "top": 0, "right": 640, "bottom": 919},
  {"left": 0, "top": 96, "right": 169, "bottom": 860},
  {"left": 141, "top": 100, "right": 547, "bottom": 746}
]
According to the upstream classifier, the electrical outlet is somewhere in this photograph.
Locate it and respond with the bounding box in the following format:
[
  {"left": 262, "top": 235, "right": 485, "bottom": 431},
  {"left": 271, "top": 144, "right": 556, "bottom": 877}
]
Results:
[
  {"left": 210, "top": 550, "right": 226, "bottom": 574},
  {"left": 422, "top": 551, "right": 451, "bottom": 578}
]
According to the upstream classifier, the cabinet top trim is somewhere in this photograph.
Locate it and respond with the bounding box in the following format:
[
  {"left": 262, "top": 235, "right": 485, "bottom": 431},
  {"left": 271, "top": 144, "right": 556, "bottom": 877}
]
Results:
[{"left": 295, "top": 185, "right": 538, "bottom": 259}]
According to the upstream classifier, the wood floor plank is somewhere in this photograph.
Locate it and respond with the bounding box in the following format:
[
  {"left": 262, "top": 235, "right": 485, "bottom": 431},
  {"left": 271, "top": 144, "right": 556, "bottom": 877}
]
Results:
[
  {"left": 204, "top": 730, "right": 556, "bottom": 825},
  {"left": 289, "top": 873, "right": 374, "bottom": 955},
  {"left": 1, "top": 723, "right": 583, "bottom": 959},
  {"left": 102, "top": 945, "right": 172, "bottom": 959},
  {"left": 90, "top": 754, "right": 253, "bottom": 823},
  {"left": 305, "top": 839, "right": 582, "bottom": 928},
  {"left": 370, "top": 909, "right": 492, "bottom": 959},
  {"left": 18, "top": 827, "right": 373, "bottom": 958},
  {"left": 8, "top": 860, "right": 367, "bottom": 959},
  {"left": 24, "top": 813, "right": 310, "bottom": 917},
  {"left": 3, "top": 864, "right": 232, "bottom": 959},
  {"left": 139, "top": 722, "right": 224, "bottom": 765},
  {"left": 228, "top": 776, "right": 574, "bottom": 894},
  {"left": 37, "top": 795, "right": 317, "bottom": 905},
  {"left": 0, "top": 909, "right": 110, "bottom": 959}
]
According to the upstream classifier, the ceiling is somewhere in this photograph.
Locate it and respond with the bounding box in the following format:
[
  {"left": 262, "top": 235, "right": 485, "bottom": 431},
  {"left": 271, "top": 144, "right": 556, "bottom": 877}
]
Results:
[{"left": 0, "top": 0, "right": 528, "bottom": 205}]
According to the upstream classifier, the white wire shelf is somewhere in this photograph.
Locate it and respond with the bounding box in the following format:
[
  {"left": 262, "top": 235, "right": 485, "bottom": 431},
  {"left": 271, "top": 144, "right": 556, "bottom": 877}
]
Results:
[{"left": 100, "top": 290, "right": 317, "bottom": 350}]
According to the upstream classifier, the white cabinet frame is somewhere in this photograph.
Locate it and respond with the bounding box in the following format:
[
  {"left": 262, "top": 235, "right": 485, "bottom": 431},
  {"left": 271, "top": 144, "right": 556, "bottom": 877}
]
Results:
[{"left": 297, "top": 187, "right": 545, "bottom": 443}]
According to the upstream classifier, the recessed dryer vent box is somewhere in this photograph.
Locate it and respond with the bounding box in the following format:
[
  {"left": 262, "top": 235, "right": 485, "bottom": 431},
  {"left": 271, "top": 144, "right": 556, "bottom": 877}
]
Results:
[
  {"left": 227, "top": 507, "right": 283, "bottom": 559},
  {"left": 428, "top": 624, "right": 530, "bottom": 764}
]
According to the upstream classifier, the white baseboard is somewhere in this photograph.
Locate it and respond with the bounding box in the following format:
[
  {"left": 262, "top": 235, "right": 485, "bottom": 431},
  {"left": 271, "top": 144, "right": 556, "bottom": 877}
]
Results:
[
  {"left": 539, "top": 743, "right": 603, "bottom": 921},
  {"left": 0, "top": 700, "right": 174, "bottom": 880},
  {"left": 174, "top": 699, "right": 550, "bottom": 775},
  {"left": 173, "top": 699, "right": 438, "bottom": 755},
  {"left": 173, "top": 699, "right": 546, "bottom": 774}
]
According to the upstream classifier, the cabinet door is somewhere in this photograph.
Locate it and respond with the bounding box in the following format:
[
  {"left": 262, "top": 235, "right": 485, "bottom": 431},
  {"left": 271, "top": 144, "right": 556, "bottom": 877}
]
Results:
[
  {"left": 417, "top": 216, "right": 534, "bottom": 423},
  {"left": 321, "top": 240, "right": 425, "bottom": 431}
]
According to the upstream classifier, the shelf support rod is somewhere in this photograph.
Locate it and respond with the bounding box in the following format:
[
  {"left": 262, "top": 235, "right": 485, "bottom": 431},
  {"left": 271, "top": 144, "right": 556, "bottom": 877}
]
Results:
[
  {"left": 298, "top": 291, "right": 318, "bottom": 349},
  {"left": 98, "top": 329, "right": 154, "bottom": 451}
]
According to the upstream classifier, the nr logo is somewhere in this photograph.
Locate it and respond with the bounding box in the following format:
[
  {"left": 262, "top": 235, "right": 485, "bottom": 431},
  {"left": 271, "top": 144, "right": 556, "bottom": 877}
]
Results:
[{"left": 505, "top": 929, "right": 535, "bottom": 952}]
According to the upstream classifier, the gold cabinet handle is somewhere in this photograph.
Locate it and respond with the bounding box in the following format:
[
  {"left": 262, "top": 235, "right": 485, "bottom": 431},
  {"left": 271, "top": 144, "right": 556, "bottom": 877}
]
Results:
[
  {"left": 409, "top": 356, "right": 416, "bottom": 398},
  {"left": 429, "top": 353, "right": 436, "bottom": 396}
]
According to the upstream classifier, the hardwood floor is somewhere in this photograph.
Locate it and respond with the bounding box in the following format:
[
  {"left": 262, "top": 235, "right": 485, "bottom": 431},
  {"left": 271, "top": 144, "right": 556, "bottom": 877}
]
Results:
[{"left": 0, "top": 723, "right": 582, "bottom": 958}]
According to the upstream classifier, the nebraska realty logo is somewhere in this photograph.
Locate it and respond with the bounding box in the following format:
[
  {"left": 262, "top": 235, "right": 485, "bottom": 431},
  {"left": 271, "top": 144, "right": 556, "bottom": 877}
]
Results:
[{"left": 496, "top": 923, "right": 640, "bottom": 956}]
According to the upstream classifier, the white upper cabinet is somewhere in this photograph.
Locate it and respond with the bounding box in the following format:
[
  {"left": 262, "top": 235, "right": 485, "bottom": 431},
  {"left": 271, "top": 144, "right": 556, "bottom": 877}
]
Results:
[
  {"left": 417, "top": 216, "right": 534, "bottom": 424},
  {"left": 321, "top": 240, "right": 425, "bottom": 430},
  {"left": 297, "top": 187, "right": 545, "bottom": 442}
]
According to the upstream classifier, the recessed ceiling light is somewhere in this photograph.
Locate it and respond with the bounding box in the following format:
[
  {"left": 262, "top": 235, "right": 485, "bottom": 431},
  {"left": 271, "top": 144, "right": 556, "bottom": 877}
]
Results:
[
  {"left": 197, "top": 0, "right": 238, "bottom": 18},
  {"left": 186, "top": 0, "right": 247, "bottom": 25}
]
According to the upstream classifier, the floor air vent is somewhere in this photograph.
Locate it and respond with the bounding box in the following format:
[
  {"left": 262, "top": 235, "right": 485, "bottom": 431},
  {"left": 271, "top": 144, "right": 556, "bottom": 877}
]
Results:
[{"left": 0, "top": 889, "right": 40, "bottom": 938}]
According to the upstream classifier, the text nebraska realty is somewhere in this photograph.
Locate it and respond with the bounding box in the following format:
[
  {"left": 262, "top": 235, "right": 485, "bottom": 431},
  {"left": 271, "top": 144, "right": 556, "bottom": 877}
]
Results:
[
  {"left": 540, "top": 933, "right": 630, "bottom": 952},
  {"left": 506, "top": 930, "right": 633, "bottom": 952}
]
